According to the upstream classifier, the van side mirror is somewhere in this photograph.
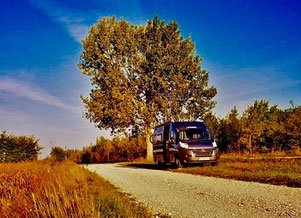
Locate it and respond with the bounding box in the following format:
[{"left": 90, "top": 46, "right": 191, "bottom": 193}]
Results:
[{"left": 150, "top": 135, "right": 154, "bottom": 144}]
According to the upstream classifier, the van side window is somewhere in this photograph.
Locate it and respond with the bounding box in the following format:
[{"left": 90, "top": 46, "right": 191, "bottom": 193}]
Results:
[
  {"left": 156, "top": 133, "right": 163, "bottom": 143},
  {"left": 155, "top": 126, "right": 163, "bottom": 133},
  {"left": 170, "top": 130, "right": 175, "bottom": 139}
]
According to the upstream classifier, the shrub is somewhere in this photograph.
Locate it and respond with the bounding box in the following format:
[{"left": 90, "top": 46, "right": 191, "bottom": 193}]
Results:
[
  {"left": 0, "top": 131, "right": 42, "bottom": 162},
  {"left": 50, "top": 146, "right": 66, "bottom": 161}
]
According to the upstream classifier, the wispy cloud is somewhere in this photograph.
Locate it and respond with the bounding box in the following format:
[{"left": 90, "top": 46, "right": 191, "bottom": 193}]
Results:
[
  {"left": 27, "top": 0, "right": 89, "bottom": 42},
  {"left": 27, "top": 0, "right": 146, "bottom": 42},
  {"left": 0, "top": 106, "right": 29, "bottom": 122},
  {"left": 207, "top": 63, "right": 301, "bottom": 99},
  {"left": 219, "top": 67, "right": 300, "bottom": 100},
  {"left": 0, "top": 77, "right": 79, "bottom": 112}
]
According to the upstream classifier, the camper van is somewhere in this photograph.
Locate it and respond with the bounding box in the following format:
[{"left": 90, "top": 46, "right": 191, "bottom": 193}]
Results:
[{"left": 150, "top": 121, "right": 219, "bottom": 168}]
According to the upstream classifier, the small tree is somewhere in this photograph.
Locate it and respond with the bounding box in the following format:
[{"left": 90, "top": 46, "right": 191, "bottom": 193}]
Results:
[
  {"left": 50, "top": 146, "right": 66, "bottom": 162},
  {"left": 78, "top": 16, "right": 217, "bottom": 160},
  {"left": 225, "top": 106, "right": 242, "bottom": 152},
  {"left": 65, "top": 149, "right": 82, "bottom": 163},
  {"left": 0, "top": 131, "right": 42, "bottom": 162},
  {"left": 240, "top": 100, "right": 278, "bottom": 153},
  {"left": 282, "top": 106, "right": 301, "bottom": 150},
  {"left": 203, "top": 111, "right": 220, "bottom": 138}
]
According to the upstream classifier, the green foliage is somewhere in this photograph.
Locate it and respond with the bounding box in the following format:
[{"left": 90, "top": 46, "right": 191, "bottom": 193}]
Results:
[
  {"left": 203, "top": 111, "right": 220, "bottom": 138},
  {"left": 50, "top": 146, "right": 66, "bottom": 162},
  {"left": 240, "top": 100, "right": 278, "bottom": 152},
  {"left": 203, "top": 100, "right": 301, "bottom": 153},
  {"left": 51, "top": 136, "right": 147, "bottom": 164},
  {"left": 78, "top": 15, "right": 217, "bottom": 159},
  {"left": 65, "top": 148, "right": 83, "bottom": 163},
  {"left": 80, "top": 136, "right": 146, "bottom": 164},
  {"left": 0, "top": 131, "right": 42, "bottom": 162}
]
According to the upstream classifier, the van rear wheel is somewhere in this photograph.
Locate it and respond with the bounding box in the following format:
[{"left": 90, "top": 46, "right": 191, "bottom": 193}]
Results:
[
  {"left": 154, "top": 157, "right": 160, "bottom": 167},
  {"left": 154, "top": 158, "right": 165, "bottom": 168},
  {"left": 175, "top": 156, "right": 183, "bottom": 168}
]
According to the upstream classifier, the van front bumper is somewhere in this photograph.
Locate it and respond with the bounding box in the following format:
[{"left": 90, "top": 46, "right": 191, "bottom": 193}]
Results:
[{"left": 180, "top": 147, "right": 220, "bottom": 164}]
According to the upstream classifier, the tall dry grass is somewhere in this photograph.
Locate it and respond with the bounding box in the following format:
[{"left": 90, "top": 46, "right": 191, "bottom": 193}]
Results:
[
  {"left": 221, "top": 148, "right": 301, "bottom": 159},
  {"left": 170, "top": 154, "right": 301, "bottom": 187},
  {"left": 0, "top": 161, "right": 150, "bottom": 217}
]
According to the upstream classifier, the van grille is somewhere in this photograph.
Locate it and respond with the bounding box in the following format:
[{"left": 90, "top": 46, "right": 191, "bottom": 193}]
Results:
[{"left": 193, "top": 149, "right": 212, "bottom": 157}]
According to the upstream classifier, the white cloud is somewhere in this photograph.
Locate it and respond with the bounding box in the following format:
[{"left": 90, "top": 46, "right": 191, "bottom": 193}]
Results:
[
  {"left": 27, "top": 0, "right": 147, "bottom": 43},
  {"left": 27, "top": 0, "right": 89, "bottom": 42},
  {"left": 0, "top": 106, "right": 29, "bottom": 122},
  {"left": 0, "top": 77, "right": 79, "bottom": 112},
  {"left": 67, "top": 24, "right": 89, "bottom": 42}
]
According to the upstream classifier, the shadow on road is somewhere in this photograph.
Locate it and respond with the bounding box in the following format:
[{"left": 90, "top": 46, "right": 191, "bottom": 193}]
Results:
[
  {"left": 117, "top": 162, "right": 207, "bottom": 170},
  {"left": 118, "top": 163, "right": 171, "bottom": 170}
]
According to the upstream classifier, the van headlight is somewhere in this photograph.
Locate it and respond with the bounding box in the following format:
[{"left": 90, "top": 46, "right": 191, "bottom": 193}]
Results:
[
  {"left": 213, "top": 141, "right": 217, "bottom": 148},
  {"left": 179, "top": 142, "right": 189, "bottom": 148}
]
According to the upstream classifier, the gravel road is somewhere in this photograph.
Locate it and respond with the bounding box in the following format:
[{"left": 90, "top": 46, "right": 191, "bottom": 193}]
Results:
[{"left": 87, "top": 163, "right": 301, "bottom": 218}]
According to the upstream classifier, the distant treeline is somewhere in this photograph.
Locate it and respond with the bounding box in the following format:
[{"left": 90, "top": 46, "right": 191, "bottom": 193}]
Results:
[
  {"left": 204, "top": 99, "right": 301, "bottom": 153},
  {"left": 1, "top": 99, "right": 300, "bottom": 164},
  {"left": 50, "top": 136, "right": 146, "bottom": 164},
  {"left": 52, "top": 100, "right": 300, "bottom": 164}
]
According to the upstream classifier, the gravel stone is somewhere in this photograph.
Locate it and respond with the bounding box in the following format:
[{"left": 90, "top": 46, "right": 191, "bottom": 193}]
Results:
[{"left": 87, "top": 163, "right": 301, "bottom": 218}]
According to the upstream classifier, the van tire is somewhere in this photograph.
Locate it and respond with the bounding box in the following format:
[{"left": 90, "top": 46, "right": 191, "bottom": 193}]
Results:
[
  {"left": 175, "top": 156, "right": 183, "bottom": 168},
  {"left": 211, "top": 162, "right": 217, "bottom": 166},
  {"left": 154, "top": 158, "right": 165, "bottom": 168}
]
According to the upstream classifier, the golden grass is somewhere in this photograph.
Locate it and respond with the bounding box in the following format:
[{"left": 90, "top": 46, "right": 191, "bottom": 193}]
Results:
[
  {"left": 124, "top": 153, "right": 301, "bottom": 187},
  {"left": 221, "top": 148, "right": 301, "bottom": 159},
  {"left": 169, "top": 155, "right": 301, "bottom": 187},
  {"left": 0, "top": 161, "right": 150, "bottom": 217}
]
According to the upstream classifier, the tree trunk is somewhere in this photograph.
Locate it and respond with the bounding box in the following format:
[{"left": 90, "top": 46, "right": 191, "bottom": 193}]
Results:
[
  {"left": 248, "top": 135, "right": 252, "bottom": 153},
  {"left": 145, "top": 126, "right": 153, "bottom": 162}
]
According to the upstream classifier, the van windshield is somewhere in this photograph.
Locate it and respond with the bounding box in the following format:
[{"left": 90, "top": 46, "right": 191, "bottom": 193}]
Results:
[{"left": 178, "top": 128, "right": 212, "bottom": 142}]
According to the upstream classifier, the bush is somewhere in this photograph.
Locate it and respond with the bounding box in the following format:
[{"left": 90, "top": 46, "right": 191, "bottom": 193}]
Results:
[
  {"left": 0, "top": 131, "right": 42, "bottom": 162},
  {"left": 50, "top": 146, "right": 66, "bottom": 162}
]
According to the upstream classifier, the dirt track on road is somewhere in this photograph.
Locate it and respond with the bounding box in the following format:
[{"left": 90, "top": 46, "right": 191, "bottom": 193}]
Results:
[{"left": 87, "top": 163, "right": 301, "bottom": 218}]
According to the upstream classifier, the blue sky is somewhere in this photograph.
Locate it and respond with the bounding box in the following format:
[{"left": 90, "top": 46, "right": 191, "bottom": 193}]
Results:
[{"left": 0, "top": 0, "right": 300, "bottom": 157}]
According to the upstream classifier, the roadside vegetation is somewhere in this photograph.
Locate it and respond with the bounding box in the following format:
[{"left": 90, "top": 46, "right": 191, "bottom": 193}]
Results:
[
  {"left": 204, "top": 100, "right": 301, "bottom": 153},
  {"left": 125, "top": 151, "right": 301, "bottom": 187},
  {"left": 0, "top": 161, "right": 150, "bottom": 217},
  {"left": 48, "top": 136, "right": 147, "bottom": 164},
  {"left": 170, "top": 153, "right": 301, "bottom": 187}
]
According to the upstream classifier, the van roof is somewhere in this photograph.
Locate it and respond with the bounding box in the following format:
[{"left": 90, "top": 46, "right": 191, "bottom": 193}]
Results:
[{"left": 155, "top": 121, "right": 207, "bottom": 129}]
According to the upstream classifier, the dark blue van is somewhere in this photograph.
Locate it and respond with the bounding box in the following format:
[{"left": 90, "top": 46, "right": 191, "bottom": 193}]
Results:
[{"left": 150, "top": 121, "right": 219, "bottom": 168}]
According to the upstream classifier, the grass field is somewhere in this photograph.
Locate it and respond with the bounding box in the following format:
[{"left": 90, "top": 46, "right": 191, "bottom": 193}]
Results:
[
  {"left": 171, "top": 156, "right": 301, "bottom": 187},
  {"left": 126, "top": 153, "right": 301, "bottom": 187},
  {"left": 0, "top": 161, "right": 151, "bottom": 217}
]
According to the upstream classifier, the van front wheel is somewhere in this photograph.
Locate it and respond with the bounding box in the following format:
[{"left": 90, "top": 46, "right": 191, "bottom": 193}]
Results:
[{"left": 175, "top": 156, "right": 183, "bottom": 168}]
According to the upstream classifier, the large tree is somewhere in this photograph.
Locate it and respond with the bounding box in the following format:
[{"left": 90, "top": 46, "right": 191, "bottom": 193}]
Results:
[{"left": 78, "top": 16, "right": 217, "bottom": 160}]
